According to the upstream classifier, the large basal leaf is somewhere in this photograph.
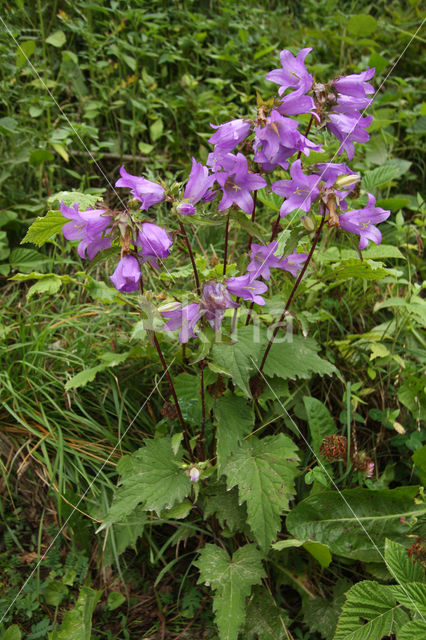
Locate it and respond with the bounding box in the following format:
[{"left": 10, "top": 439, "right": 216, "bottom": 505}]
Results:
[
  {"left": 223, "top": 434, "right": 299, "bottom": 550},
  {"left": 286, "top": 486, "right": 426, "bottom": 561},
  {"left": 333, "top": 581, "right": 409, "bottom": 640},
  {"left": 303, "top": 396, "right": 336, "bottom": 455},
  {"left": 384, "top": 538, "right": 425, "bottom": 584},
  {"left": 48, "top": 586, "right": 102, "bottom": 640},
  {"left": 398, "top": 619, "right": 426, "bottom": 640},
  {"left": 21, "top": 210, "right": 67, "bottom": 247},
  {"left": 195, "top": 543, "right": 265, "bottom": 640},
  {"left": 101, "top": 438, "right": 191, "bottom": 525},
  {"left": 243, "top": 585, "right": 289, "bottom": 640},
  {"left": 262, "top": 335, "right": 337, "bottom": 381},
  {"left": 215, "top": 392, "right": 254, "bottom": 471}
]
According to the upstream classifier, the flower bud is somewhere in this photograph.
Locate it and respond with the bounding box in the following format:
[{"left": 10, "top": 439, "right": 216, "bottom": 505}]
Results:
[
  {"left": 189, "top": 467, "right": 200, "bottom": 482},
  {"left": 158, "top": 300, "right": 182, "bottom": 313},
  {"left": 334, "top": 173, "right": 360, "bottom": 189},
  {"left": 301, "top": 215, "right": 316, "bottom": 232},
  {"left": 177, "top": 202, "right": 196, "bottom": 216}
]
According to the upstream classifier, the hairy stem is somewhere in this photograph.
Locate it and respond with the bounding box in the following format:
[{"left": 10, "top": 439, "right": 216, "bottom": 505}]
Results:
[
  {"left": 223, "top": 213, "right": 230, "bottom": 275},
  {"left": 258, "top": 212, "right": 326, "bottom": 373},
  {"left": 179, "top": 220, "right": 201, "bottom": 296}
]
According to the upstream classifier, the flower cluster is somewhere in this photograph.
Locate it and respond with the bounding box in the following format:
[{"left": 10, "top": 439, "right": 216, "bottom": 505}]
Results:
[{"left": 59, "top": 46, "right": 390, "bottom": 345}]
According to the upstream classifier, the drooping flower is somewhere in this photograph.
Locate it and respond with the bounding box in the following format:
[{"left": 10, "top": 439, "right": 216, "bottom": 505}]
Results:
[
  {"left": 333, "top": 68, "right": 375, "bottom": 100},
  {"left": 247, "top": 242, "right": 308, "bottom": 280},
  {"left": 137, "top": 222, "right": 172, "bottom": 267},
  {"left": 272, "top": 159, "right": 321, "bottom": 217},
  {"left": 338, "top": 194, "right": 390, "bottom": 249},
  {"left": 313, "top": 162, "right": 360, "bottom": 210},
  {"left": 110, "top": 255, "right": 141, "bottom": 292},
  {"left": 276, "top": 87, "right": 316, "bottom": 117},
  {"left": 279, "top": 249, "right": 309, "bottom": 277},
  {"left": 226, "top": 274, "right": 268, "bottom": 305},
  {"left": 201, "top": 281, "right": 238, "bottom": 331},
  {"left": 215, "top": 153, "right": 267, "bottom": 214},
  {"left": 253, "top": 110, "right": 321, "bottom": 171},
  {"left": 327, "top": 112, "right": 373, "bottom": 161},
  {"left": 61, "top": 202, "right": 112, "bottom": 260},
  {"left": 177, "top": 158, "right": 216, "bottom": 215},
  {"left": 208, "top": 119, "right": 252, "bottom": 154},
  {"left": 161, "top": 303, "right": 203, "bottom": 343},
  {"left": 115, "top": 166, "right": 165, "bottom": 211},
  {"left": 266, "top": 48, "right": 313, "bottom": 95}
]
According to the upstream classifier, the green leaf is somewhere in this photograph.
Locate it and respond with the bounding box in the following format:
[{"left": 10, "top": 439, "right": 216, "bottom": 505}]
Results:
[
  {"left": 215, "top": 393, "right": 253, "bottom": 471},
  {"left": 16, "top": 39, "right": 36, "bottom": 66},
  {"left": 46, "top": 30, "right": 66, "bottom": 48},
  {"left": 243, "top": 586, "right": 289, "bottom": 640},
  {"left": 262, "top": 335, "right": 337, "bottom": 381},
  {"left": 0, "top": 626, "right": 21, "bottom": 640},
  {"left": 347, "top": 14, "right": 377, "bottom": 36},
  {"left": 211, "top": 326, "right": 263, "bottom": 397},
  {"left": 44, "top": 581, "right": 69, "bottom": 606},
  {"left": 107, "top": 592, "right": 126, "bottom": 611},
  {"left": 0, "top": 117, "right": 18, "bottom": 134},
  {"left": 195, "top": 543, "right": 265, "bottom": 640},
  {"left": 304, "top": 580, "right": 349, "bottom": 640},
  {"left": 272, "top": 538, "right": 332, "bottom": 568},
  {"left": 85, "top": 278, "right": 124, "bottom": 304},
  {"left": 413, "top": 445, "right": 426, "bottom": 485},
  {"left": 65, "top": 365, "right": 105, "bottom": 391},
  {"left": 398, "top": 619, "right": 426, "bottom": 640},
  {"left": 27, "top": 276, "right": 62, "bottom": 300},
  {"left": 29, "top": 149, "right": 54, "bottom": 165},
  {"left": 333, "top": 581, "right": 409, "bottom": 640},
  {"left": 203, "top": 482, "right": 247, "bottom": 534},
  {"left": 21, "top": 210, "right": 67, "bottom": 247},
  {"left": 223, "top": 434, "right": 299, "bottom": 550},
  {"left": 9, "top": 247, "right": 49, "bottom": 272},
  {"left": 102, "top": 438, "right": 191, "bottom": 524},
  {"left": 286, "top": 486, "right": 426, "bottom": 561},
  {"left": 48, "top": 191, "right": 103, "bottom": 210},
  {"left": 362, "top": 164, "right": 405, "bottom": 191},
  {"left": 303, "top": 396, "right": 335, "bottom": 456},
  {"left": 331, "top": 259, "right": 391, "bottom": 281},
  {"left": 230, "top": 209, "right": 264, "bottom": 243},
  {"left": 150, "top": 118, "right": 163, "bottom": 141},
  {"left": 48, "top": 586, "right": 101, "bottom": 640},
  {"left": 384, "top": 538, "right": 425, "bottom": 584},
  {"left": 389, "top": 582, "right": 426, "bottom": 616}
]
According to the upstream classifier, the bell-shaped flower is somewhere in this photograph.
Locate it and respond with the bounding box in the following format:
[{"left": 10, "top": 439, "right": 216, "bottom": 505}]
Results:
[
  {"left": 226, "top": 274, "right": 268, "bottom": 305},
  {"left": 208, "top": 119, "right": 252, "bottom": 154},
  {"left": 136, "top": 222, "right": 172, "bottom": 268},
  {"left": 61, "top": 202, "right": 112, "bottom": 260},
  {"left": 272, "top": 159, "right": 321, "bottom": 217},
  {"left": 279, "top": 250, "right": 309, "bottom": 277},
  {"left": 276, "top": 88, "right": 316, "bottom": 117},
  {"left": 339, "top": 194, "right": 390, "bottom": 249},
  {"left": 115, "top": 166, "right": 165, "bottom": 211},
  {"left": 177, "top": 158, "right": 216, "bottom": 215},
  {"left": 110, "top": 255, "right": 141, "bottom": 292},
  {"left": 161, "top": 303, "right": 203, "bottom": 343},
  {"left": 333, "top": 68, "right": 375, "bottom": 99},
  {"left": 215, "top": 153, "right": 267, "bottom": 214},
  {"left": 327, "top": 112, "right": 373, "bottom": 161},
  {"left": 266, "top": 48, "right": 313, "bottom": 95},
  {"left": 201, "top": 281, "right": 238, "bottom": 331}
]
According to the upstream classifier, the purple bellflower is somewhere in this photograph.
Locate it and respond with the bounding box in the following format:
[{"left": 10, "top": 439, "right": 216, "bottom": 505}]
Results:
[
  {"left": 276, "top": 88, "right": 316, "bottom": 117},
  {"left": 61, "top": 202, "right": 112, "bottom": 260},
  {"left": 161, "top": 303, "right": 203, "bottom": 343},
  {"left": 208, "top": 119, "right": 252, "bottom": 154},
  {"left": 110, "top": 255, "right": 141, "bottom": 292},
  {"left": 314, "top": 162, "right": 359, "bottom": 209},
  {"left": 115, "top": 166, "right": 165, "bottom": 211},
  {"left": 266, "top": 48, "right": 313, "bottom": 95},
  {"left": 177, "top": 158, "right": 216, "bottom": 215},
  {"left": 137, "top": 222, "right": 172, "bottom": 268},
  {"left": 215, "top": 153, "right": 267, "bottom": 214},
  {"left": 339, "top": 194, "right": 390, "bottom": 250},
  {"left": 280, "top": 250, "right": 309, "bottom": 277},
  {"left": 272, "top": 159, "right": 321, "bottom": 217},
  {"left": 333, "top": 68, "right": 375, "bottom": 100},
  {"left": 247, "top": 242, "right": 308, "bottom": 280},
  {"left": 327, "top": 112, "right": 373, "bottom": 161},
  {"left": 226, "top": 274, "right": 268, "bottom": 305},
  {"left": 201, "top": 281, "right": 238, "bottom": 331}
]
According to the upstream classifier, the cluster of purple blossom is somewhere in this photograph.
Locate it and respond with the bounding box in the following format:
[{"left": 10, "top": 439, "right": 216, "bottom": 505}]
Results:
[{"left": 60, "top": 46, "right": 390, "bottom": 344}]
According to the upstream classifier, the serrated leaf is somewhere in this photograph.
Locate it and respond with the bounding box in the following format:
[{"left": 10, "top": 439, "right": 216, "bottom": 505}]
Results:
[
  {"left": 48, "top": 586, "right": 101, "bottom": 640},
  {"left": 331, "top": 259, "right": 391, "bottom": 281},
  {"left": 85, "top": 278, "right": 124, "bottom": 304},
  {"left": 384, "top": 538, "right": 425, "bottom": 584},
  {"left": 211, "top": 326, "right": 263, "bottom": 397},
  {"left": 215, "top": 393, "right": 253, "bottom": 471},
  {"left": 9, "top": 247, "right": 50, "bottom": 272},
  {"left": 195, "top": 543, "right": 265, "bottom": 640},
  {"left": 102, "top": 438, "right": 191, "bottom": 524},
  {"left": 223, "top": 434, "right": 299, "bottom": 550},
  {"left": 263, "top": 335, "right": 337, "bottom": 381},
  {"left": 303, "top": 396, "right": 335, "bottom": 455},
  {"left": 304, "top": 580, "right": 349, "bottom": 640},
  {"left": 333, "top": 581, "right": 409, "bottom": 640},
  {"left": 243, "top": 586, "right": 289, "bottom": 640},
  {"left": 48, "top": 191, "right": 103, "bottom": 209},
  {"left": 362, "top": 164, "right": 404, "bottom": 191},
  {"left": 203, "top": 482, "right": 247, "bottom": 533},
  {"left": 27, "top": 276, "right": 62, "bottom": 300},
  {"left": 389, "top": 582, "right": 426, "bottom": 616},
  {"left": 286, "top": 486, "right": 426, "bottom": 562},
  {"left": 21, "top": 210, "right": 67, "bottom": 247},
  {"left": 65, "top": 365, "right": 106, "bottom": 391},
  {"left": 398, "top": 619, "right": 426, "bottom": 640}
]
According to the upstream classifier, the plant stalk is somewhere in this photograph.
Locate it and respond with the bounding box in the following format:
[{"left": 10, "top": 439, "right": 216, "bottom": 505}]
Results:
[
  {"left": 179, "top": 220, "right": 201, "bottom": 295},
  {"left": 223, "top": 213, "right": 230, "bottom": 275}
]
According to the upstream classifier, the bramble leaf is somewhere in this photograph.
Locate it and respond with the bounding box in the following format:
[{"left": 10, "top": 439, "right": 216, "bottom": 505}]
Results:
[
  {"left": 262, "top": 335, "right": 337, "bottom": 381},
  {"left": 21, "top": 210, "right": 67, "bottom": 247},
  {"left": 384, "top": 538, "right": 425, "bottom": 584},
  {"left": 195, "top": 543, "right": 265, "bottom": 640}
]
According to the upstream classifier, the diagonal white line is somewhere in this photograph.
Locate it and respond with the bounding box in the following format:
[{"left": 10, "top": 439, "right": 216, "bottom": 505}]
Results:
[
  {"left": 250, "top": 357, "right": 425, "bottom": 620},
  {"left": 0, "top": 16, "right": 176, "bottom": 282},
  {"left": 249, "top": 17, "right": 426, "bottom": 282},
  {"left": 0, "top": 357, "right": 176, "bottom": 624}
]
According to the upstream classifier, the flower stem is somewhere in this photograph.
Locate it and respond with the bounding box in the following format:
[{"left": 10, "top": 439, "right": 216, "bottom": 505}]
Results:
[
  {"left": 179, "top": 220, "right": 201, "bottom": 296},
  {"left": 223, "top": 213, "right": 230, "bottom": 275},
  {"left": 152, "top": 332, "right": 195, "bottom": 461},
  {"left": 258, "top": 211, "right": 326, "bottom": 374},
  {"left": 297, "top": 114, "right": 315, "bottom": 160},
  {"left": 247, "top": 190, "right": 258, "bottom": 252}
]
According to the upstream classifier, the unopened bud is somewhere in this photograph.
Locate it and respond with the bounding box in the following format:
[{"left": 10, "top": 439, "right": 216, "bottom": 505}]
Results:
[
  {"left": 335, "top": 174, "right": 360, "bottom": 189},
  {"left": 158, "top": 300, "right": 181, "bottom": 313},
  {"left": 189, "top": 467, "right": 200, "bottom": 482},
  {"left": 301, "top": 216, "right": 316, "bottom": 232}
]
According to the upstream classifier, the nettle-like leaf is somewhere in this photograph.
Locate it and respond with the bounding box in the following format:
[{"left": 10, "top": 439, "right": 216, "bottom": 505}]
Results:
[
  {"left": 214, "top": 392, "right": 254, "bottom": 471},
  {"left": 333, "top": 580, "right": 409, "bottom": 640},
  {"left": 21, "top": 210, "right": 68, "bottom": 247},
  {"left": 389, "top": 583, "right": 426, "bottom": 616},
  {"left": 48, "top": 190, "right": 103, "bottom": 210},
  {"left": 211, "top": 326, "right": 263, "bottom": 397},
  {"left": 203, "top": 482, "right": 247, "bottom": 534},
  {"left": 384, "top": 538, "right": 425, "bottom": 584},
  {"left": 100, "top": 437, "right": 191, "bottom": 527},
  {"left": 223, "top": 434, "right": 299, "bottom": 550},
  {"left": 243, "top": 585, "right": 289, "bottom": 640},
  {"left": 303, "top": 396, "right": 335, "bottom": 455},
  {"left": 195, "top": 543, "right": 265, "bottom": 640},
  {"left": 398, "top": 619, "right": 426, "bottom": 640},
  {"left": 286, "top": 486, "right": 426, "bottom": 561},
  {"left": 262, "top": 335, "right": 337, "bottom": 381}
]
